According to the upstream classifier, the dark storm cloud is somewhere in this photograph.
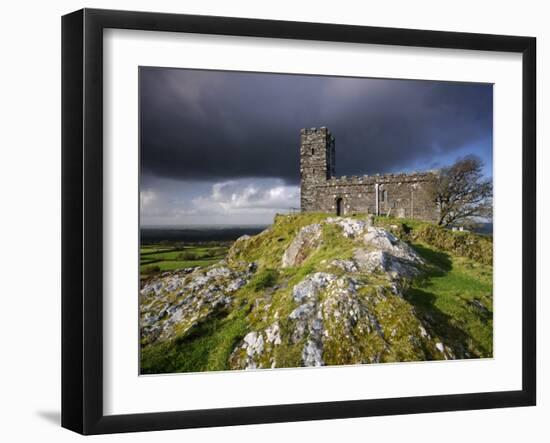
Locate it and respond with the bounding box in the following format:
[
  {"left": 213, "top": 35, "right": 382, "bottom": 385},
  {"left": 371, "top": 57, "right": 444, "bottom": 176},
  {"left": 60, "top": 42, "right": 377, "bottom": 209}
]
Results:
[{"left": 140, "top": 68, "right": 492, "bottom": 184}]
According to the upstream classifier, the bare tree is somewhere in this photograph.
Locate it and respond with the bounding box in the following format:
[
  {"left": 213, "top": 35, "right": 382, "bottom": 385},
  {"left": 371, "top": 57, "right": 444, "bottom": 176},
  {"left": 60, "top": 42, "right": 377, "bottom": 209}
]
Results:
[{"left": 432, "top": 156, "right": 493, "bottom": 227}]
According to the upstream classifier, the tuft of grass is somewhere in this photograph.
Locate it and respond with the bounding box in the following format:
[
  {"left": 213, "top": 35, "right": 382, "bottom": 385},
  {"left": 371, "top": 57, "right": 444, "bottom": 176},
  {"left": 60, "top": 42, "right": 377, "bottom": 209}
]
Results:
[
  {"left": 249, "top": 268, "right": 279, "bottom": 291},
  {"left": 141, "top": 265, "right": 161, "bottom": 275},
  {"left": 140, "top": 310, "right": 248, "bottom": 374}
]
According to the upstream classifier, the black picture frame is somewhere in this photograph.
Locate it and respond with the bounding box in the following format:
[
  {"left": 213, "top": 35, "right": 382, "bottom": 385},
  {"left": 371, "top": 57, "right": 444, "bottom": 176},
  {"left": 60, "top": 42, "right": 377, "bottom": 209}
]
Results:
[{"left": 61, "top": 8, "right": 536, "bottom": 435}]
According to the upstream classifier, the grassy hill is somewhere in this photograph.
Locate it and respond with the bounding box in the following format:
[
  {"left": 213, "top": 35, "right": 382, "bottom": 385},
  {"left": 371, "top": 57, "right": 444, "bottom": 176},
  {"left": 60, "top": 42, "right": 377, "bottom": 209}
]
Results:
[{"left": 139, "top": 213, "right": 493, "bottom": 374}]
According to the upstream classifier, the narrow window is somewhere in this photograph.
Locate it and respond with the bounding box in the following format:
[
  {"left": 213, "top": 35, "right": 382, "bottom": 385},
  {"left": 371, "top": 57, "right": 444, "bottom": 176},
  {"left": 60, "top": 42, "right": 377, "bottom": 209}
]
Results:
[
  {"left": 383, "top": 190, "right": 388, "bottom": 202},
  {"left": 311, "top": 148, "right": 315, "bottom": 155}
]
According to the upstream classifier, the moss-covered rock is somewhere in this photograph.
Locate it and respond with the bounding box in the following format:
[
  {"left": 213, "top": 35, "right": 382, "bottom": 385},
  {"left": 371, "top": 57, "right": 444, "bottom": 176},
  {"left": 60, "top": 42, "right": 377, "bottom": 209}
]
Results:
[
  {"left": 140, "top": 213, "right": 493, "bottom": 373},
  {"left": 281, "top": 223, "right": 323, "bottom": 267}
]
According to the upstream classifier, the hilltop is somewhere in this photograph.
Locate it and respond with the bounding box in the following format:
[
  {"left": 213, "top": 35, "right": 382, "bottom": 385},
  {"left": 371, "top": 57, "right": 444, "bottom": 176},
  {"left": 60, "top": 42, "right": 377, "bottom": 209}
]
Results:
[{"left": 140, "top": 213, "right": 493, "bottom": 373}]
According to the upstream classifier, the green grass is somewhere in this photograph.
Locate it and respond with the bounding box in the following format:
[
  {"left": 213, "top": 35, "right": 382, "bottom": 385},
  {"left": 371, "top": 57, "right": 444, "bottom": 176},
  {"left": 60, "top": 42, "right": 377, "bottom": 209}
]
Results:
[
  {"left": 249, "top": 268, "right": 279, "bottom": 291},
  {"left": 140, "top": 244, "right": 228, "bottom": 276},
  {"left": 140, "top": 246, "right": 172, "bottom": 254},
  {"left": 406, "top": 242, "right": 493, "bottom": 358},
  {"left": 375, "top": 215, "right": 493, "bottom": 265},
  {"left": 140, "top": 310, "right": 248, "bottom": 374},
  {"left": 142, "top": 259, "right": 219, "bottom": 272},
  {"left": 378, "top": 217, "right": 493, "bottom": 357}
]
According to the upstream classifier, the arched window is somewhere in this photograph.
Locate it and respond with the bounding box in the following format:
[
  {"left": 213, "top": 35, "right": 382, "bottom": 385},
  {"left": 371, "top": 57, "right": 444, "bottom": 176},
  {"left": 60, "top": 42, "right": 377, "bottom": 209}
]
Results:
[{"left": 311, "top": 147, "right": 315, "bottom": 155}]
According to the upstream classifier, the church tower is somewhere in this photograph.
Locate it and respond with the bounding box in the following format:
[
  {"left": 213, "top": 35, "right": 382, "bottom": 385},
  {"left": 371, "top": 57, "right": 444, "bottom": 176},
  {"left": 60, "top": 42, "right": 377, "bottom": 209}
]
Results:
[{"left": 300, "top": 127, "right": 335, "bottom": 212}]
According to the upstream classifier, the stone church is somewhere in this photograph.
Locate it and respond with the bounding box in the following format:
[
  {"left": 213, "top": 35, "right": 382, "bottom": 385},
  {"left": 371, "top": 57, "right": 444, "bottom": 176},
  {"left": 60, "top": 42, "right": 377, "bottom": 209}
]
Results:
[{"left": 300, "top": 127, "right": 439, "bottom": 222}]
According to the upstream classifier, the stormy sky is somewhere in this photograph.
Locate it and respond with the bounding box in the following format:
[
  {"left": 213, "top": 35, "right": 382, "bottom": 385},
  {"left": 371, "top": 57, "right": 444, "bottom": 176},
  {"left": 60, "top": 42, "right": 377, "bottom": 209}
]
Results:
[{"left": 140, "top": 67, "right": 493, "bottom": 226}]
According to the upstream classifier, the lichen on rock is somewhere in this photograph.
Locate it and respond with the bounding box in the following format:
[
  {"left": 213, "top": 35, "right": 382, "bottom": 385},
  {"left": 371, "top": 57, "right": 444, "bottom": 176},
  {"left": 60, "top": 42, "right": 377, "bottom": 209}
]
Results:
[
  {"left": 363, "top": 227, "right": 423, "bottom": 265},
  {"left": 326, "top": 217, "right": 369, "bottom": 238},
  {"left": 281, "top": 223, "right": 323, "bottom": 268},
  {"left": 140, "top": 264, "right": 255, "bottom": 346}
]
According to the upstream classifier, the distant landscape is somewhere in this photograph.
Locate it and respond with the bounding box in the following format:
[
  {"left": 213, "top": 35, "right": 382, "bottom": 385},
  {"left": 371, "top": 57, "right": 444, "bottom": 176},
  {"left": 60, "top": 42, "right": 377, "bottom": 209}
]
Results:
[
  {"left": 141, "top": 226, "right": 267, "bottom": 244},
  {"left": 140, "top": 226, "right": 267, "bottom": 278}
]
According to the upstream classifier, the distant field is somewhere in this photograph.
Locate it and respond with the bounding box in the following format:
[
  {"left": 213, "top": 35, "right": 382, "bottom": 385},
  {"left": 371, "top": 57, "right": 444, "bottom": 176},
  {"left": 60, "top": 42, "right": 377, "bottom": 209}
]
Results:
[{"left": 140, "top": 244, "right": 228, "bottom": 277}]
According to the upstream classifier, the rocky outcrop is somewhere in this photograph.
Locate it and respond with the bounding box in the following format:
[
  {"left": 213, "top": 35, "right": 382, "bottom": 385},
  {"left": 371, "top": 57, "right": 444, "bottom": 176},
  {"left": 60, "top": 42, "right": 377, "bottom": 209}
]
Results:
[
  {"left": 141, "top": 215, "right": 466, "bottom": 372},
  {"left": 289, "top": 272, "right": 335, "bottom": 366},
  {"left": 363, "top": 227, "right": 423, "bottom": 263},
  {"left": 140, "top": 263, "right": 255, "bottom": 346},
  {"left": 281, "top": 223, "right": 322, "bottom": 268},
  {"left": 326, "top": 217, "right": 369, "bottom": 238},
  {"left": 321, "top": 275, "right": 387, "bottom": 364}
]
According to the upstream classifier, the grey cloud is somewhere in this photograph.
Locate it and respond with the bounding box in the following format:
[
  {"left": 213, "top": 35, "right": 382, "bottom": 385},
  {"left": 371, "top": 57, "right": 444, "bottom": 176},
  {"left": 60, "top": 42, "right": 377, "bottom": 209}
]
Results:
[
  {"left": 140, "top": 68, "right": 493, "bottom": 185},
  {"left": 140, "top": 177, "right": 299, "bottom": 226}
]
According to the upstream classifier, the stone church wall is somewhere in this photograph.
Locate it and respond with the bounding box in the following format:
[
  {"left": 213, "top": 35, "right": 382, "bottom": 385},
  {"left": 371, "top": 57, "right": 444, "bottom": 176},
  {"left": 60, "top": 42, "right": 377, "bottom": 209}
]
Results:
[{"left": 300, "top": 127, "right": 439, "bottom": 223}]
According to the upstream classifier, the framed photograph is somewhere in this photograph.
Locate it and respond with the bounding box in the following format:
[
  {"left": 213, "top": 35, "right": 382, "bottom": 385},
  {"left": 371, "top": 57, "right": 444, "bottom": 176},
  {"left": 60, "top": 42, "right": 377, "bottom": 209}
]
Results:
[{"left": 61, "top": 8, "right": 536, "bottom": 435}]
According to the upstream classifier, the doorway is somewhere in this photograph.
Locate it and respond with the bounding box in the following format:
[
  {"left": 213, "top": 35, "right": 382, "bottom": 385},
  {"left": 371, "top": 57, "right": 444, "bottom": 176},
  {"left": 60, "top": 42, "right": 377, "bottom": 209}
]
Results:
[{"left": 336, "top": 197, "right": 344, "bottom": 216}]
